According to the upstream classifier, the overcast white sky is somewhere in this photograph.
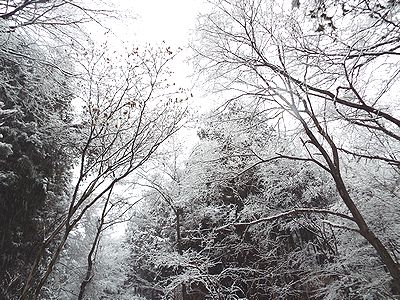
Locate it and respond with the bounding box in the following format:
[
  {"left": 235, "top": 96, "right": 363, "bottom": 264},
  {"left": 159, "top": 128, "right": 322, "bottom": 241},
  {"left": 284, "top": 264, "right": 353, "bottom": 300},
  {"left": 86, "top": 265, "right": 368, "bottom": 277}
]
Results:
[
  {"left": 110, "top": 0, "right": 204, "bottom": 46},
  {"left": 107, "top": 0, "right": 214, "bottom": 117},
  {"left": 102, "top": 0, "right": 207, "bottom": 89}
]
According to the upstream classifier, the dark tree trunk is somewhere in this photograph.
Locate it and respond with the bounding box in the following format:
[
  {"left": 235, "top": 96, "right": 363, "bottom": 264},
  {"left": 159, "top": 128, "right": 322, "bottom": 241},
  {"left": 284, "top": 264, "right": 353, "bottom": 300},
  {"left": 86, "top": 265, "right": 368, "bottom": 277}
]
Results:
[{"left": 333, "top": 171, "right": 400, "bottom": 294}]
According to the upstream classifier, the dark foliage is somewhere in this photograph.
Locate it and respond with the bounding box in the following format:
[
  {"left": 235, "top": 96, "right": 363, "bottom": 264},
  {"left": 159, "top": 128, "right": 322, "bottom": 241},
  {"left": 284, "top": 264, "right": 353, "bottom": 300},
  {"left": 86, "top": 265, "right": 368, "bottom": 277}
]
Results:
[{"left": 0, "top": 41, "right": 73, "bottom": 298}]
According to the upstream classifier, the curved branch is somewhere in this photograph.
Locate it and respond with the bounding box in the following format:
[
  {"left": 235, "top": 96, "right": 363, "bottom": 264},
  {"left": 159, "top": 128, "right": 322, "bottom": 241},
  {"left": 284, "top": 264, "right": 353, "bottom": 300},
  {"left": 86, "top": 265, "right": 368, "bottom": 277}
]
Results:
[
  {"left": 1, "top": 0, "right": 35, "bottom": 20},
  {"left": 338, "top": 147, "right": 400, "bottom": 167},
  {"left": 216, "top": 208, "right": 355, "bottom": 231},
  {"left": 254, "top": 60, "right": 400, "bottom": 128}
]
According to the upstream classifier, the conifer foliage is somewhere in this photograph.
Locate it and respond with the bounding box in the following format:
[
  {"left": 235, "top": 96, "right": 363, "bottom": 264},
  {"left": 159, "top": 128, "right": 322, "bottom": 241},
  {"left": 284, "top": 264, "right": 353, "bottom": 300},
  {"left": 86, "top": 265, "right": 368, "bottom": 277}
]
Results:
[{"left": 0, "top": 15, "right": 75, "bottom": 297}]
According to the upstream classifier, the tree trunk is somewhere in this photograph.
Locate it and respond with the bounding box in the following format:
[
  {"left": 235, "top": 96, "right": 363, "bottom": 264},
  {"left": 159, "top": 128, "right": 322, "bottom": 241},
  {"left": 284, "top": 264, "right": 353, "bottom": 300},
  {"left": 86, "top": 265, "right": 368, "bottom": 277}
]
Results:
[
  {"left": 332, "top": 170, "right": 400, "bottom": 294},
  {"left": 300, "top": 104, "right": 400, "bottom": 294}
]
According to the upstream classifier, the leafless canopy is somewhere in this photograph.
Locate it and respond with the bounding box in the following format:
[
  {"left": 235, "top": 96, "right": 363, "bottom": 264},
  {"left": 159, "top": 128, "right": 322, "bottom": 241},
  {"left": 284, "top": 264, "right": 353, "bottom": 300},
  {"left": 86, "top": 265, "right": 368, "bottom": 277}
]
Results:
[{"left": 193, "top": 0, "right": 400, "bottom": 293}]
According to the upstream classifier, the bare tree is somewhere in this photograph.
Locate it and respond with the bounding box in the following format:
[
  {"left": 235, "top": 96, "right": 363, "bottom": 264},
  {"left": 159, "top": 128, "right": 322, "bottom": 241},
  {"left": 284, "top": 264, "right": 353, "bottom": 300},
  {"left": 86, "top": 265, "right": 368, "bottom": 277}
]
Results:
[
  {"left": 20, "top": 44, "right": 189, "bottom": 299},
  {"left": 0, "top": 0, "right": 117, "bottom": 84},
  {"left": 0, "top": 1, "right": 149, "bottom": 299},
  {"left": 76, "top": 185, "right": 124, "bottom": 300},
  {"left": 0, "top": 0, "right": 111, "bottom": 30},
  {"left": 43, "top": 185, "right": 140, "bottom": 299},
  {"left": 193, "top": 0, "right": 400, "bottom": 293},
  {"left": 75, "top": 172, "right": 146, "bottom": 299}
]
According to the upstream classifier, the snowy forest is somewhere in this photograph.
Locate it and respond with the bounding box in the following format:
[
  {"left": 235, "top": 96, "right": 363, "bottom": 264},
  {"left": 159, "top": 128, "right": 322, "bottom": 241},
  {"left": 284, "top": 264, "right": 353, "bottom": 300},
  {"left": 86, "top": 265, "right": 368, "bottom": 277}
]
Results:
[{"left": 0, "top": 0, "right": 399, "bottom": 299}]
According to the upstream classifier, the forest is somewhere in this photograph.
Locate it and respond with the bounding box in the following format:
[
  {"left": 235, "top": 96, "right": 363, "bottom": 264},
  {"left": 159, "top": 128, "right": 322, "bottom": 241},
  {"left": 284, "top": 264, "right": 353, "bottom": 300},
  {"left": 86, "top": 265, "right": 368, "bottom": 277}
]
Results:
[{"left": 0, "top": 0, "right": 399, "bottom": 299}]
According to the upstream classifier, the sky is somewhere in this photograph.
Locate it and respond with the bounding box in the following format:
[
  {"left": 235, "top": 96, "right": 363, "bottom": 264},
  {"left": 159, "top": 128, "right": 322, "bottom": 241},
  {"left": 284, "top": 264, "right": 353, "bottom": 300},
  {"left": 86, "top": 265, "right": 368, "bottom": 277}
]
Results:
[
  {"left": 79, "top": 0, "right": 210, "bottom": 116},
  {"left": 108, "top": 0, "right": 204, "bottom": 46},
  {"left": 99, "top": 0, "right": 209, "bottom": 107}
]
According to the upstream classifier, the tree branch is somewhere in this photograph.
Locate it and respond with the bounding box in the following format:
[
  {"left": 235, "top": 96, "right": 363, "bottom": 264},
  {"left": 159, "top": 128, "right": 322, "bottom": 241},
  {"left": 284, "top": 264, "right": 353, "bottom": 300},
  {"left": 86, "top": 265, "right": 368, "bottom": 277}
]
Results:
[{"left": 216, "top": 208, "right": 355, "bottom": 231}]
